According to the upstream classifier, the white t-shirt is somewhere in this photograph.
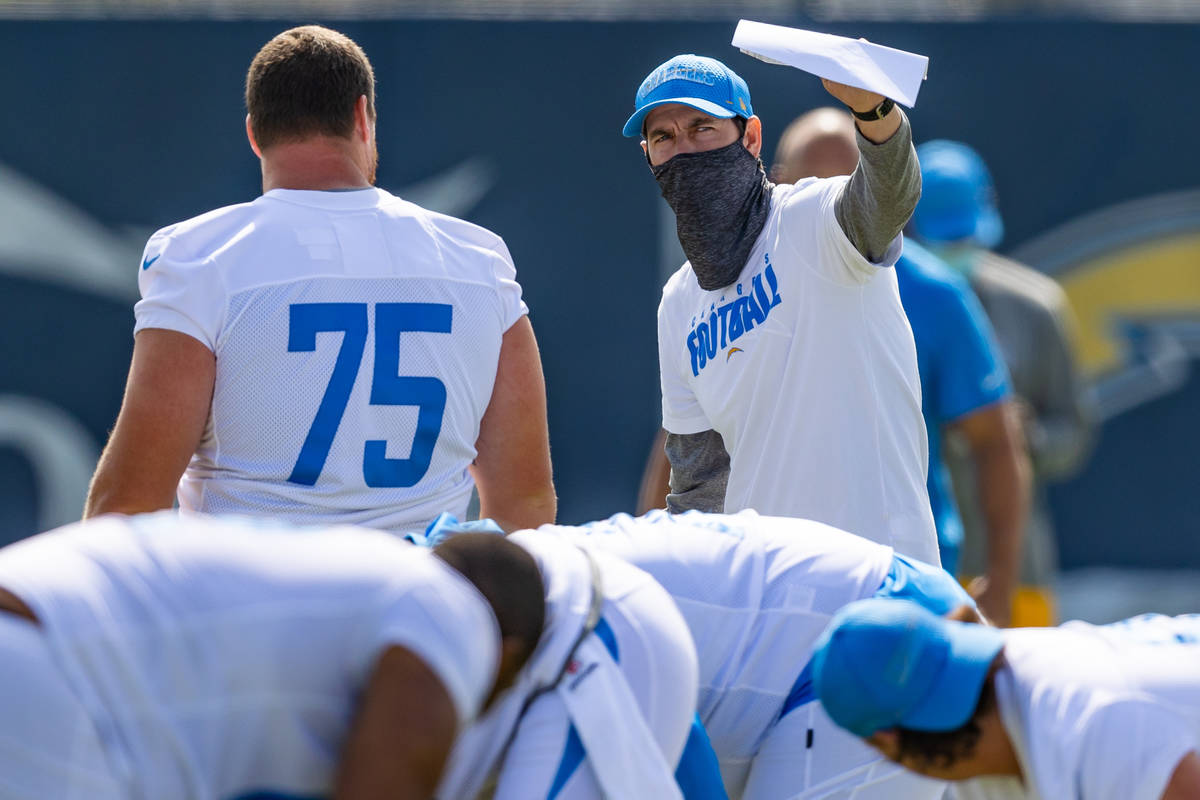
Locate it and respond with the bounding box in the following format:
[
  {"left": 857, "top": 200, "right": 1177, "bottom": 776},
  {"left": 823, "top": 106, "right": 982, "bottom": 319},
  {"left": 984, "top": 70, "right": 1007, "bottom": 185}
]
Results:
[
  {"left": 546, "top": 509, "right": 894, "bottom": 763},
  {"left": 135, "top": 187, "right": 527, "bottom": 532},
  {"left": 955, "top": 615, "right": 1200, "bottom": 800},
  {"left": 0, "top": 512, "right": 500, "bottom": 799},
  {"left": 657, "top": 178, "right": 937, "bottom": 564}
]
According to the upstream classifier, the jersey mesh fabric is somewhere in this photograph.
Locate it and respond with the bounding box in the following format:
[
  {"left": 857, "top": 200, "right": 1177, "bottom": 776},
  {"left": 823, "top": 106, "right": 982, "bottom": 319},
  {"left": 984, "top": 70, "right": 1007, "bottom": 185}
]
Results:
[
  {"left": 183, "top": 276, "right": 502, "bottom": 530},
  {"left": 134, "top": 187, "right": 526, "bottom": 534}
]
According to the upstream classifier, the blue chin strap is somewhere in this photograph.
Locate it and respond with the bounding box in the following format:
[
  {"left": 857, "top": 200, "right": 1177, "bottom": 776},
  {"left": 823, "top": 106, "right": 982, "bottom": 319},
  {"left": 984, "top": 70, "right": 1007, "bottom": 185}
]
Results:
[{"left": 401, "top": 512, "right": 505, "bottom": 547}]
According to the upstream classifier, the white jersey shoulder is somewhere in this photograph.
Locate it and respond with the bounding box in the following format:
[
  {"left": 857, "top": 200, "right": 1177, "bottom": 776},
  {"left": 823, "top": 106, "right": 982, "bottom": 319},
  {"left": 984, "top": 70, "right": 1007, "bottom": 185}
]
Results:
[
  {"left": 0, "top": 511, "right": 499, "bottom": 799},
  {"left": 961, "top": 617, "right": 1200, "bottom": 800},
  {"left": 135, "top": 188, "right": 528, "bottom": 533}
]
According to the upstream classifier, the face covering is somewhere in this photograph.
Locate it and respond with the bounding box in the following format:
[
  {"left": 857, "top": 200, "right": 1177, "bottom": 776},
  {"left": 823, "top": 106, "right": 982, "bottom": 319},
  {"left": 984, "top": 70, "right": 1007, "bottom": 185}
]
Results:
[{"left": 653, "top": 139, "right": 774, "bottom": 291}]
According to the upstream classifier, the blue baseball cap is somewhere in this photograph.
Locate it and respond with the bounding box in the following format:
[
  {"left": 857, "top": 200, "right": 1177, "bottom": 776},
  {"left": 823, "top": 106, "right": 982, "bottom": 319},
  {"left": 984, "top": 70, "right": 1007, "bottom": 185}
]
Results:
[
  {"left": 622, "top": 54, "right": 754, "bottom": 139},
  {"left": 912, "top": 140, "right": 1004, "bottom": 248},
  {"left": 811, "top": 597, "right": 1004, "bottom": 738}
]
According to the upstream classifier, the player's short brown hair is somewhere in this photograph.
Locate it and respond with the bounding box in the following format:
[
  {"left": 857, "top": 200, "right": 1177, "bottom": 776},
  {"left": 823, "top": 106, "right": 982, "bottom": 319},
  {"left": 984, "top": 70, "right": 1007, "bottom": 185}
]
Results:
[
  {"left": 894, "top": 670, "right": 997, "bottom": 770},
  {"left": 245, "top": 25, "right": 376, "bottom": 150}
]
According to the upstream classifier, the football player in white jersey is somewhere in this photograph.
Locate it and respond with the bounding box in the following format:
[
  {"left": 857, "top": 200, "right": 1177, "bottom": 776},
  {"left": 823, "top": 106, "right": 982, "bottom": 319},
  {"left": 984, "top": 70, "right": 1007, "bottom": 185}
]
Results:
[
  {"left": 813, "top": 598, "right": 1200, "bottom": 800},
  {"left": 0, "top": 512, "right": 697, "bottom": 800},
  {"left": 432, "top": 529, "right": 699, "bottom": 800},
  {"left": 84, "top": 25, "right": 555, "bottom": 533},
  {"left": 0, "top": 512, "right": 545, "bottom": 799},
  {"left": 437, "top": 509, "right": 971, "bottom": 799}
]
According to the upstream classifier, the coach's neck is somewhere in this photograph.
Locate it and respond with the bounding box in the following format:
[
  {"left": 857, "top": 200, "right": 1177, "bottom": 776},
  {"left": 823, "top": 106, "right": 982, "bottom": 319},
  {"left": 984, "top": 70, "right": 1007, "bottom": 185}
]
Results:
[{"left": 246, "top": 95, "right": 377, "bottom": 192}]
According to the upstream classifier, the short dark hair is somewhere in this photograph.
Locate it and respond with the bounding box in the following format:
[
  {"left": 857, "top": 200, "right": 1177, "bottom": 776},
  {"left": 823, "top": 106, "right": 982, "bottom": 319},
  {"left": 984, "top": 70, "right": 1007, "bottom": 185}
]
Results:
[
  {"left": 433, "top": 534, "right": 546, "bottom": 662},
  {"left": 245, "top": 25, "right": 376, "bottom": 150},
  {"left": 894, "top": 670, "right": 997, "bottom": 770}
]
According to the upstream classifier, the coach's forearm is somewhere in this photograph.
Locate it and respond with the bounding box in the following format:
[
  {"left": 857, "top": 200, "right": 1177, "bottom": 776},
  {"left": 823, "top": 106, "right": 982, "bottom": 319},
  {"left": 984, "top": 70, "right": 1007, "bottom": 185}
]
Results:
[{"left": 834, "top": 109, "right": 920, "bottom": 262}]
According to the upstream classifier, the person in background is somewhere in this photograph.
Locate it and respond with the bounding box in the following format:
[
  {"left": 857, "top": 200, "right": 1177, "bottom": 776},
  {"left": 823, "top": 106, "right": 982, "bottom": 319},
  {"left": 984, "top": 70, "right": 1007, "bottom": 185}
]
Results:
[
  {"left": 772, "top": 109, "right": 1030, "bottom": 625},
  {"left": 913, "top": 140, "right": 1096, "bottom": 625}
]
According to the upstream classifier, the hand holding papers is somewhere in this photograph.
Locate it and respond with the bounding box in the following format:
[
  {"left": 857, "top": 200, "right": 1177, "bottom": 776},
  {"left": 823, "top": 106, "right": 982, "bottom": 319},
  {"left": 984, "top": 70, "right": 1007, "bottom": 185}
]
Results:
[{"left": 731, "top": 20, "right": 929, "bottom": 108}]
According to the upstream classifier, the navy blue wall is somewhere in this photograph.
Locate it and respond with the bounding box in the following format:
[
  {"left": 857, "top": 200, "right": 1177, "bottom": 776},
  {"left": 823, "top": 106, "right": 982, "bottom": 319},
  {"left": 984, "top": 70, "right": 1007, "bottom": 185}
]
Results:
[{"left": 1, "top": 20, "right": 1197, "bottom": 563}]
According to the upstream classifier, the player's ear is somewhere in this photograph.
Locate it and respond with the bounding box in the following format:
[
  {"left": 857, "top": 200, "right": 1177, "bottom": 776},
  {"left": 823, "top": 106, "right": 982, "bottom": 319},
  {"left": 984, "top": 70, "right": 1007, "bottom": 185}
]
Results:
[
  {"left": 245, "top": 115, "right": 263, "bottom": 159},
  {"left": 743, "top": 115, "right": 763, "bottom": 159},
  {"left": 354, "top": 95, "right": 373, "bottom": 143}
]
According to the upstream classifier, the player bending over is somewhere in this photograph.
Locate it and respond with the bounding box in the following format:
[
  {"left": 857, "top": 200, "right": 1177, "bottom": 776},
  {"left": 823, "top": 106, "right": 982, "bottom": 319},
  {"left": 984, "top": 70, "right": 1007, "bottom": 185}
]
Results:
[
  {"left": 813, "top": 598, "right": 1200, "bottom": 800},
  {"left": 0, "top": 512, "right": 696, "bottom": 800},
  {"left": 431, "top": 527, "right": 698, "bottom": 799},
  {"left": 439, "top": 509, "right": 981, "bottom": 799}
]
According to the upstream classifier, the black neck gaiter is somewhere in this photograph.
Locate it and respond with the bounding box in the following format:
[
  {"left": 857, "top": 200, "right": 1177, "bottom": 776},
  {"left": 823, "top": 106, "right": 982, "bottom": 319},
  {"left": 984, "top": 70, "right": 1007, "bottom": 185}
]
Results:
[{"left": 652, "top": 140, "right": 775, "bottom": 290}]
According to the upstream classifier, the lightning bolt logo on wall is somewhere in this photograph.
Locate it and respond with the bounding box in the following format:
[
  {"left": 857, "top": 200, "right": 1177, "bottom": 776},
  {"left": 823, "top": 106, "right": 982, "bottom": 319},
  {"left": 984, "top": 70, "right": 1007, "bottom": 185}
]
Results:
[{"left": 1013, "top": 188, "right": 1200, "bottom": 421}]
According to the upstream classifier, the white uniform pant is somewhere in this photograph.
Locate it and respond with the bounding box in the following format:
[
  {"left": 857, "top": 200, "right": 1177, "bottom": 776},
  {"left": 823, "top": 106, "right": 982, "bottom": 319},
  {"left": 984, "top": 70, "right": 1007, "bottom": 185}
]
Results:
[
  {"left": 729, "top": 701, "right": 944, "bottom": 800},
  {"left": 492, "top": 579, "right": 699, "bottom": 800},
  {"left": 0, "top": 613, "right": 125, "bottom": 799}
]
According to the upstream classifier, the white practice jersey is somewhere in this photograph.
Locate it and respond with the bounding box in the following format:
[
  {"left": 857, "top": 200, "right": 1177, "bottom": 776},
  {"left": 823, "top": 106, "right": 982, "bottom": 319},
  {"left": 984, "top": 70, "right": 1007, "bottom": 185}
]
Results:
[
  {"left": 0, "top": 512, "right": 500, "bottom": 800},
  {"left": 435, "top": 531, "right": 697, "bottom": 800},
  {"left": 545, "top": 510, "right": 894, "bottom": 764},
  {"left": 657, "top": 178, "right": 937, "bottom": 564},
  {"left": 955, "top": 614, "right": 1200, "bottom": 800},
  {"left": 135, "top": 187, "right": 527, "bottom": 532}
]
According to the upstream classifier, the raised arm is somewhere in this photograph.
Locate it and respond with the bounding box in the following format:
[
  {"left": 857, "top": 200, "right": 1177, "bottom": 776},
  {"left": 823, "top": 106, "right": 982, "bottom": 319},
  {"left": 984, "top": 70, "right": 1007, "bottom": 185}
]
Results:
[
  {"left": 84, "top": 329, "right": 215, "bottom": 517},
  {"left": 335, "top": 644, "right": 460, "bottom": 800},
  {"left": 821, "top": 81, "right": 920, "bottom": 263},
  {"left": 470, "top": 316, "right": 556, "bottom": 532}
]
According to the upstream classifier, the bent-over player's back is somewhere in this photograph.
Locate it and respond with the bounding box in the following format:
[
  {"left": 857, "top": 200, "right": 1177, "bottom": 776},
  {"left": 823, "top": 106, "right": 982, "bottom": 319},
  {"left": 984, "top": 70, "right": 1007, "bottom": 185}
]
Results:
[
  {"left": 544, "top": 510, "right": 895, "bottom": 754},
  {"left": 959, "top": 616, "right": 1200, "bottom": 800},
  {"left": 0, "top": 511, "right": 500, "bottom": 800},
  {"left": 136, "top": 187, "right": 528, "bottom": 532}
]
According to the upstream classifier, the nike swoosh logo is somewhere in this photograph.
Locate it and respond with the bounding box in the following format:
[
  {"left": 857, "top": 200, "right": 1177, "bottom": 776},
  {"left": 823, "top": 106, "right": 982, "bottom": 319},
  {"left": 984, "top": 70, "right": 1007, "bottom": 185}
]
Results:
[{"left": 141, "top": 254, "right": 161, "bottom": 271}]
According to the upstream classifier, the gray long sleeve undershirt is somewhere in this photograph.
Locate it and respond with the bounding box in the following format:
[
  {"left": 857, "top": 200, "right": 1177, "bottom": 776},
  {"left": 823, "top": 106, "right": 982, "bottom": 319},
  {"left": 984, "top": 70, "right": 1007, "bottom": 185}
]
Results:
[
  {"left": 836, "top": 108, "right": 921, "bottom": 263},
  {"left": 665, "top": 111, "right": 919, "bottom": 514}
]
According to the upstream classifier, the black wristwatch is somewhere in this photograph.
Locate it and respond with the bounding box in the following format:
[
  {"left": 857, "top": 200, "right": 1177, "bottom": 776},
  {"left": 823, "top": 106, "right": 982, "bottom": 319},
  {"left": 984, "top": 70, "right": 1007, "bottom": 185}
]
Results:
[{"left": 851, "top": 97, "right": 895, "bottom": 122}]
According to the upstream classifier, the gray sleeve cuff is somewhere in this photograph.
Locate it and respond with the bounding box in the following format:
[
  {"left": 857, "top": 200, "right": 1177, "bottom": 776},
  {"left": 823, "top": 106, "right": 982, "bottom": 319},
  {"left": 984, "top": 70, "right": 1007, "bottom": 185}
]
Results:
[
  {"left": 664, "top": 429, "right": 729, "bottom": 514},
  {"left": 834, "top": 108, "right": 921, "bottom": 262}
]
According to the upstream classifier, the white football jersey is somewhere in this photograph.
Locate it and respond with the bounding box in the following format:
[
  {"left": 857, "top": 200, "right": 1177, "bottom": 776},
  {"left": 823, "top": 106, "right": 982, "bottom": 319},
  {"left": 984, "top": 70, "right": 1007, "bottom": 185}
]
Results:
[
  {"left": 955, "top": 615, "right": 1200, "bottom": 800},
  {"left": 435, "top": 530, "right": 697, "bottom": 800},
  {"left": 135, "top": 187, "right": 527, "bottom": 532},
  {"left": 0, "top": 512, "right": 500, "bottom": 799},
  {"left": 544, "top": 510, "right": 894, "bottom": 763},
  {"left": 657, "top": 178, "right": 938, "bottom": 564}
]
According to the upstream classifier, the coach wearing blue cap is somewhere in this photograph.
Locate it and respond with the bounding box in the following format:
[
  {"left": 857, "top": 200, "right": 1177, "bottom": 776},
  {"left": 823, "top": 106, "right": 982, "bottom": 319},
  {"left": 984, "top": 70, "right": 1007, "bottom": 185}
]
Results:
[
  {"left": 629, "top": 54, "right": 940, "bottom": 568},
  {"left": 812, "top": 597, "right": 1200, "bottom": 799}
]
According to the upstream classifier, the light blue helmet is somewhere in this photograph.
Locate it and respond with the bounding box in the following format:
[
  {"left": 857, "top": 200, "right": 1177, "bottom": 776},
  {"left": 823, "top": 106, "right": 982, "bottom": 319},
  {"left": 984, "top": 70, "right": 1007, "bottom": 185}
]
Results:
[{"left": 913, "top": 140, "right": 1004, "bottom": 248}]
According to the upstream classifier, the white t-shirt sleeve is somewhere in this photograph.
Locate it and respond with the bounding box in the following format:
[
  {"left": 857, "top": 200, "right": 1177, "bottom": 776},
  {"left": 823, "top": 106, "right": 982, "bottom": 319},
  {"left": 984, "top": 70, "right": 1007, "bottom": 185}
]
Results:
[
  {"left": 657, "top": 293, "right": 711, "bottom": 435},
  {"left": 365, "top": 565, "right": 501, "bottom": 727},
  {"left": 133, "top": 229, "right": 226, "bottom": 350},
  {"left": 778, "top": 177, "right": 902, "bottom": 286},
  {"left": 1075, "top": 697, "right": 1198, "bottom": 800},
  {"left": 489, "top": 238, "right": 529, "bottom": 331}
]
